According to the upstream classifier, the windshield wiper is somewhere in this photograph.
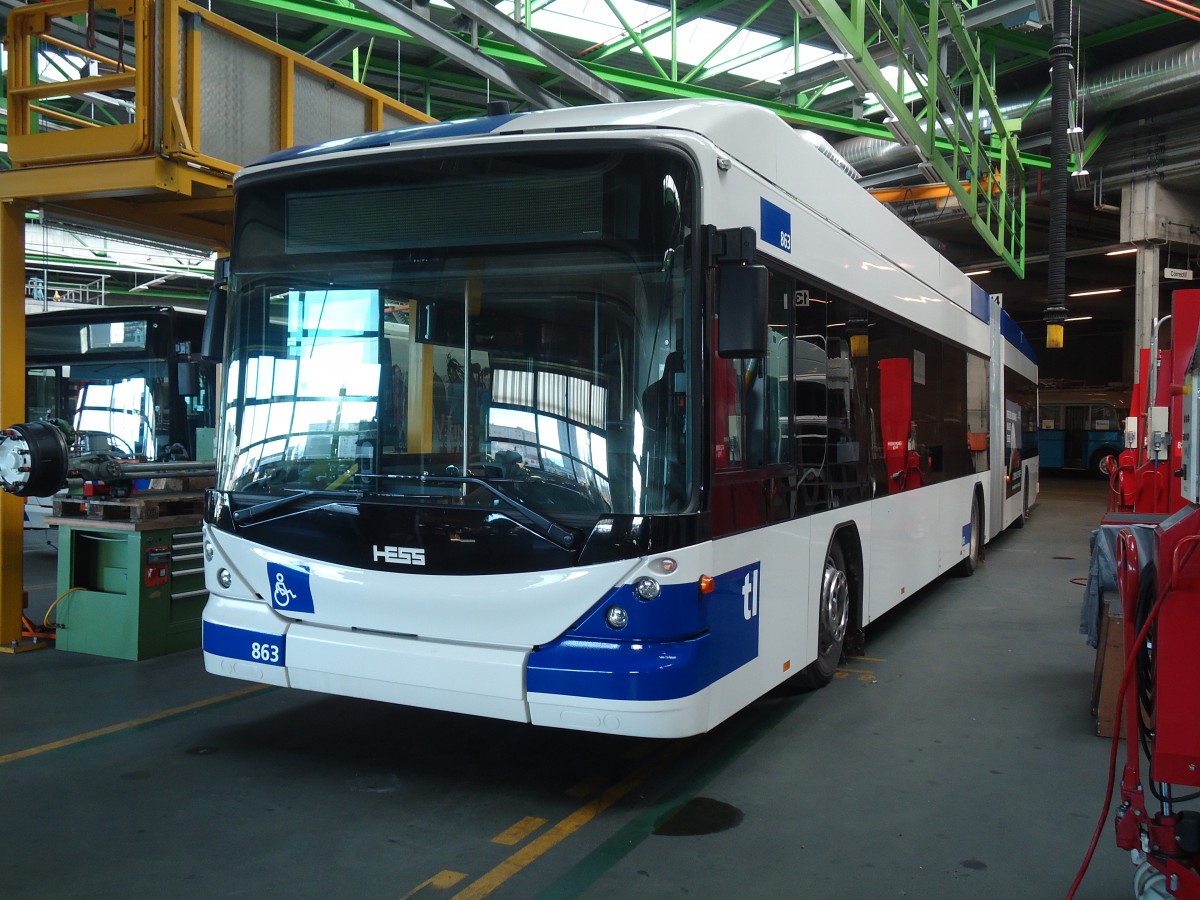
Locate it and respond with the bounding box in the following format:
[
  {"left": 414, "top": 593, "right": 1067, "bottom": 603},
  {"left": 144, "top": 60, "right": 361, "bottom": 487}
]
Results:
[
  {"left": 363, "top": 473, "right": 582, "bottom": 550},
  {"left": 231, "top": 489, "right": 358, "bottom": 526},
  {"left": 228, "top": 476, "right": 581, "bottom": 550}
]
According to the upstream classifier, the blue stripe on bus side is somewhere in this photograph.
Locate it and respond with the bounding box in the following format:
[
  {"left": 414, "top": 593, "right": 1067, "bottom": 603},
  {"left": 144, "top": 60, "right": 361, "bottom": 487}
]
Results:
[
  {"left": 1001, "top": 308, "right": 1039, "bottom": 364},
  {"left": 527, "top": 635, "right": 712, "bottom": 701},
  {"left": 970, "top": 281, "right": 991, "bottom": 323},
  {"left": 527, "top": 563, "right": 760, "bottom": 701},
  {"left": 257, "top": 115, "right": 522, "bottom": 164}
]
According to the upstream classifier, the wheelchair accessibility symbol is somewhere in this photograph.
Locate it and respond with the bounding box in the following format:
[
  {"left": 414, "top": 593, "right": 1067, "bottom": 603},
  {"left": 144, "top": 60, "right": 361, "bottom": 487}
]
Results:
[
  {"left": 273, "top": 573, "right": 297, "bottom": 607},
  {"left": 266, "top": 562, "right": 315, "bottom": 614}
]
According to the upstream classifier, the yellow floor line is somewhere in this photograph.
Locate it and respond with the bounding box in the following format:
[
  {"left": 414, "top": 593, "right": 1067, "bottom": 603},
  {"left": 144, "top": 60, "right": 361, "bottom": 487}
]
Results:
[
  {"left": 450, "top": 739, "right": 693, "bottom": 900},
  {"left": 0, "top": 683, "right": 269, "bottom": 766}
]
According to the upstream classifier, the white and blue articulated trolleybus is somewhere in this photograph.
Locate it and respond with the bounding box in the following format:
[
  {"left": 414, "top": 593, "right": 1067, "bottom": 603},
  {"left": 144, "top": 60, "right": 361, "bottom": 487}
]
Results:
[{"left": 199, "top": 100, "right": 1038, "bottom": 738}]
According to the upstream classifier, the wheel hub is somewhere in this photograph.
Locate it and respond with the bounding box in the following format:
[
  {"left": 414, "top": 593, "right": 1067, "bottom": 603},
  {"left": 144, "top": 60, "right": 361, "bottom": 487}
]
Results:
[{"left": 820, "top": 560, "right": 850, "bottom": 647}]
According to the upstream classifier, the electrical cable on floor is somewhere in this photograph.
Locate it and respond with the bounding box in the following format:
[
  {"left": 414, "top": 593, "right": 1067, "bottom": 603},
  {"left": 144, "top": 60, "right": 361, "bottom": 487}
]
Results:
[
  {"left": 1065, "top": 582, "right": 1171, "bottom": 899},
  {"left": 42, "top": 586, "right": 83, "bottom": 630}
]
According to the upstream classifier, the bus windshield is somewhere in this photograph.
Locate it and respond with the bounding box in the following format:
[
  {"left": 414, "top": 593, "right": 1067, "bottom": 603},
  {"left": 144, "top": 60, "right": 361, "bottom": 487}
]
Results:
[{"left": 221, "top": 148, "right": 696, "bottom": 523}]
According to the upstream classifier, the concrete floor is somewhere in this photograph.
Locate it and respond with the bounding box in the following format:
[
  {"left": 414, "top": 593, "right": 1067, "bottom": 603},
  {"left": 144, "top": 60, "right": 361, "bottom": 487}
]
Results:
[{"left": 2, "top": 476, "right": 1135, "bottom": 899}]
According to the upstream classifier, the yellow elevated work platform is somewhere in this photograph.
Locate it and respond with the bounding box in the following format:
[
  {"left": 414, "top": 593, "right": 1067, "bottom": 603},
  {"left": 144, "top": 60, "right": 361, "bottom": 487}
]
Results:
[{"left": 0, "top": 0, "right": 433, "bottom": 649}]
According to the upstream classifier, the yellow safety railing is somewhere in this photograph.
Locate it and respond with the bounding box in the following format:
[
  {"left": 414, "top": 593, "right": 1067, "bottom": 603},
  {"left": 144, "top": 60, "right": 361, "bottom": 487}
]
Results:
[
  {"left": 6, "top": 0, "right": 150, "bottom": 166},
  {"left": 5, "top": 0, "right": 434, "bottom": 172}
]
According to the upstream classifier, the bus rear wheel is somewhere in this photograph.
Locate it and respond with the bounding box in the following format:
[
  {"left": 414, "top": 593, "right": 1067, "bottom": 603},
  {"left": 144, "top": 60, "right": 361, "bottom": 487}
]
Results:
[
  {"left": 1091, "top": 447, "right": 1119, "bottom": 479},
  {"left": 792, "top": 541, "right": 850, "bottom": 691},
  {"left": 953, "top": 495, "right": 982, "bottom": 576},
  {"left": 1011, "top": 478, "right": 1028, "bottom": 530}
]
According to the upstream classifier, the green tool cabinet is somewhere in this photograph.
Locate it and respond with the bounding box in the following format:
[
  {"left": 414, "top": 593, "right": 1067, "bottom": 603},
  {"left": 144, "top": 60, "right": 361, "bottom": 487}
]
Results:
[{"left": 48, "top": 515, "right": 208, "bottom": 660}]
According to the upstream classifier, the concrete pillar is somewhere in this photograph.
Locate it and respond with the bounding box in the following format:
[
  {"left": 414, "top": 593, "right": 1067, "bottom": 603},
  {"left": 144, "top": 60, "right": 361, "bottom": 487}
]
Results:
[
  {"left": 1122, "top": 180, "right": 1200, "bottom": 384},
  {"left": 1133, "top": 245, "right": 1160, "bottom": 376}
]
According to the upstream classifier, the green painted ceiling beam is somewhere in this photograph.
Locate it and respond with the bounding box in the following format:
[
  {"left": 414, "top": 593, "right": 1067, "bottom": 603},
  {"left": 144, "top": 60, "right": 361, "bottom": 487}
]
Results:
[
  {"left": 223, "top": 0, "right": 425, "bottom": 42},
  {"left": 597, "top": 0, "right": 668, "bottom": 79},
  {"left": 1079, "top": 112, "right": 1119, "bottom": 170},
  {"left": 1082, "top": 11, "right": 1181, "bottom": 47},
  {"left": 687, "top": 36, "right": 790, "bottom": 85},
  {"left": 220, "top": 0, "right": 1050, "bottom": 179},
  {"left": 791, "top": 0, "right": 1026, "bottom": 276},
  {"left": 582, "top": 0, "right": 743, "bottom": 63},
  {"left": 681, "top": 0, "right": 775, "bottom": 85}
]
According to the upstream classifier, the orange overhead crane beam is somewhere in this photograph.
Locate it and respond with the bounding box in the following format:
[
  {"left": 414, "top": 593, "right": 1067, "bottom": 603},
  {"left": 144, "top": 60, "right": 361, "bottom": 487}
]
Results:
[
  {"left": 0, "top": 0, "right": 434, "bottom": 651},
  {"left": 869, "top": 172, "right": 1004, "bottom": 205}
]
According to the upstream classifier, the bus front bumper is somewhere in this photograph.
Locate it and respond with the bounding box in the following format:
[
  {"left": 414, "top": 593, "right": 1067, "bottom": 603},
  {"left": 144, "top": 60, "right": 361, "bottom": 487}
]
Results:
[{"left": 201, "top": 595, "right": 714, "bottom": 737}]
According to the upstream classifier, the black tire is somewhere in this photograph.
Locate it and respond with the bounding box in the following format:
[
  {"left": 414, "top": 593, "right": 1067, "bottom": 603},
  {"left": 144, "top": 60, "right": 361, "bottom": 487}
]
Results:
[
  {"left": 792, "top": 540, "right": 851, "bottom": 691},
  {"left": 1091, "top": 448, "right": 1119, "bottom": 479},
  {"left": 1011, "top": 478, "right": 1029, "bottom": 530},
  {"left": 954, "top": 494, "right": 982, "bottom": 576}
]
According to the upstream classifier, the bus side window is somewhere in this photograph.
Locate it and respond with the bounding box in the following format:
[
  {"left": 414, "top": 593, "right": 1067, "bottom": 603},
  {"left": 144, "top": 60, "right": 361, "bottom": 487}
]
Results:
[
  {"left": 642, "top": 350, "right": 688, "bottom": 507},
  {"left": 741, "top": 280, "right": 791, "bottom": 469},
  {"left": 712, "top": 350, "right": 744, "bottom": 469}
]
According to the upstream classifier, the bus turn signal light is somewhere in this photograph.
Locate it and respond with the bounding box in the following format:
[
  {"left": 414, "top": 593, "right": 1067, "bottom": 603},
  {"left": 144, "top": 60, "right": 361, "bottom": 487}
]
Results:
[{"left": 699, "top": 574, "right": 716, "bottom": 594}]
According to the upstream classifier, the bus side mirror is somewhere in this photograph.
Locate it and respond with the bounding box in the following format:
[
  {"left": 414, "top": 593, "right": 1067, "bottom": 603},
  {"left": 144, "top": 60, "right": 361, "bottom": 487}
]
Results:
[
  {"left": 201, "top": 257, "right": 229, "bottom": 362},
  {"left": 717, "top": 263, "right": 768, "bottom": 358},
  {"left": 201, "top": 287, "right": 226, "bottom": 361}
]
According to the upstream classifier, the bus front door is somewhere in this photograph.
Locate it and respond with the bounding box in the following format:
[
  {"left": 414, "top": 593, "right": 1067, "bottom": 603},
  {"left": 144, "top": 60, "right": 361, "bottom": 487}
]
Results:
[{"left": 1064, "top": 405, "right": 1088, "bottom": 469}]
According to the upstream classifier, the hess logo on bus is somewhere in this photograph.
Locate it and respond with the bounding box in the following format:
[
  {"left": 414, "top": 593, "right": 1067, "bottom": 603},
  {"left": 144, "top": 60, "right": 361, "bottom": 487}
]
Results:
[{"left": 372, "top": 545, "right": 426, "bottom": 566}]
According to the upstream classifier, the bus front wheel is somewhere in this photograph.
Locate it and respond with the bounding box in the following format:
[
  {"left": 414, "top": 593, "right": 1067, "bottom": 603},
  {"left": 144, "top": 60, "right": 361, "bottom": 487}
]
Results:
[{"left": 792, "top": 541, "right": 850, "bottom": 691}]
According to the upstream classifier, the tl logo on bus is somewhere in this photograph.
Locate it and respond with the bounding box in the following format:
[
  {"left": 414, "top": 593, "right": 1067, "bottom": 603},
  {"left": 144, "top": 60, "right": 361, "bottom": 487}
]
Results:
[
  {"left": 741, "top": 567, "right": 760, "bottom": 620},
  {"left": 711, "top": 562, "right": 761, "bottom": 673}
]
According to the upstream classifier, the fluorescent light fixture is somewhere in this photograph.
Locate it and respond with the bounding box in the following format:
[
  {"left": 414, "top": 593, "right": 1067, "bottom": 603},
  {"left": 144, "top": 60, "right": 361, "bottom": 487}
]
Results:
[
  {"left": 1065, "top": 315, "right": 1093, "bottom": 322},
  {"left": 1070, "top": 169, "right": 1091, "bottom": 190},
  {"left": 1067, "top": 126, "right": 1083, "bottom": 155},
  {"left": 963, "top": 269, "right": 992, "bottom": 276},
  {"left": 1069, "top": 287, "right": 1122, "bottom": 297},
  {"left": 1105, "top": 248, "right": 1138, "bottom": 256}
]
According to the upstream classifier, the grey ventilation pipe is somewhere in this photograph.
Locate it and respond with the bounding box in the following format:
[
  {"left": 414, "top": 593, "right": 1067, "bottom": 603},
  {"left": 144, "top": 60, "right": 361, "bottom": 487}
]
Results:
[{"left": 834, "top": 40, "right": 1200, "bottom": 177}]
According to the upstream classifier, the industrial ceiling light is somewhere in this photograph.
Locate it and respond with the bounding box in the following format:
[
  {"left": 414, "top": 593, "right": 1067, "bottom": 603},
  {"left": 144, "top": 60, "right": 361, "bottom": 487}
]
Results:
[{"left": 1069, "top": 287, "right": 1122, "bottom": 297}]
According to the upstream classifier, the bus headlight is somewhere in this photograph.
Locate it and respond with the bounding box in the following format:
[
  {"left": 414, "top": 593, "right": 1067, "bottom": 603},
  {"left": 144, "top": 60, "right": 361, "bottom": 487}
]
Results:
[
  {"left": 605, "top": 606, "right": 629, "bottom": 629},
  {"left": 633, "top": 576, "right": 661, "bottom": 600},
  {"left": 203, "top": 539, "right": 215, "bottom": 562},
  {"left": 217, "top": 568, "right": 233, "bottom": 589}
]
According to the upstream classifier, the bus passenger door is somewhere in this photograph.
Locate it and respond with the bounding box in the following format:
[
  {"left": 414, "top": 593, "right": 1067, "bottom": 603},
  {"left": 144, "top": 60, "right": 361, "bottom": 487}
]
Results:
[{"left": 1064, "top": 404, "right": 1087, "bottom": 468}]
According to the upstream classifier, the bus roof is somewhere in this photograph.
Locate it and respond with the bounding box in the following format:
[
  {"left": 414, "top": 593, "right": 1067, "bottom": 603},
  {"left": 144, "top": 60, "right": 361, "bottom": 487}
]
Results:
[
  {"left": 242, "top": 99, "right": 1038, "bottom": 356},
  {"left": 254, "top": 100, "right": 805, "bottom": 171},
  {"left": 1038, "top": 388, "right": 1130, "bottom": 407}
]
